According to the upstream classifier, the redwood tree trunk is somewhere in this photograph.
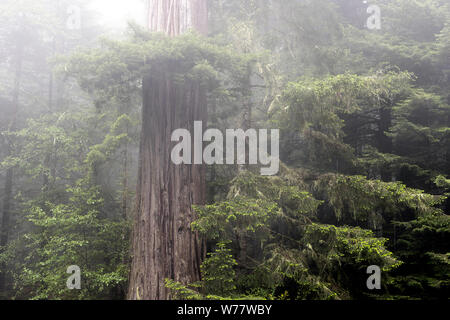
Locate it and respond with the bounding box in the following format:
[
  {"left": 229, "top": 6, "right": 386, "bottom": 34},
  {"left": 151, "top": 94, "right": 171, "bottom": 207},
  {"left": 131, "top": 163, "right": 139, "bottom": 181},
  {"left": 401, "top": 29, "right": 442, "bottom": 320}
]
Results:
[{"left": 127, "top": 0, "right": 208, "bottom": 300}]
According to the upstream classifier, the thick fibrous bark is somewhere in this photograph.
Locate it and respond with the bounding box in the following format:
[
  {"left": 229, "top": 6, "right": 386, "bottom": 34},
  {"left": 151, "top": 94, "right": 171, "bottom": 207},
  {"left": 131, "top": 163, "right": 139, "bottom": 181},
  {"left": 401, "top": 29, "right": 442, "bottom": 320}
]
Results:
[
  {"left": 128, "top": 0, "right": 208, "bottom": 300},
  {"left": 147, "top": 0, "right": 208, "bottom": 36}
]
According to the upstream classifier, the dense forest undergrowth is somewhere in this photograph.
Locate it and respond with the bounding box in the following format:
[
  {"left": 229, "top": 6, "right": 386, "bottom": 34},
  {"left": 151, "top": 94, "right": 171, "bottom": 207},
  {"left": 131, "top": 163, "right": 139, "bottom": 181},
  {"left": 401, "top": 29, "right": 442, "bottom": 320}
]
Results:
[{"left": 0, "top": 0, "right": 449, "bottom": 300}]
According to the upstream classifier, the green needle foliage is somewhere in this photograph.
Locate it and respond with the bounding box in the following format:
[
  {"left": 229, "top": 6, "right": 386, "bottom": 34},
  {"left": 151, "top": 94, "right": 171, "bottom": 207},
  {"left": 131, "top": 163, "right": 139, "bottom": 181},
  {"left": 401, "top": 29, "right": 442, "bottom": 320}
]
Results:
[{"left": 0, "top": 0, "right": 448, "bottom": 300}]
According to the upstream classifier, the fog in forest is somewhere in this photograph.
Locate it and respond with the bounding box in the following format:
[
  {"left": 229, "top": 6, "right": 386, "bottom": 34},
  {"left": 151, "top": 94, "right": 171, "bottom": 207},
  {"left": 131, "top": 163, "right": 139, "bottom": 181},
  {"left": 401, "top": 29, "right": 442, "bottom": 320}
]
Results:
[{"left": 0, "top": 0, "right": 449, "bottom": 302}]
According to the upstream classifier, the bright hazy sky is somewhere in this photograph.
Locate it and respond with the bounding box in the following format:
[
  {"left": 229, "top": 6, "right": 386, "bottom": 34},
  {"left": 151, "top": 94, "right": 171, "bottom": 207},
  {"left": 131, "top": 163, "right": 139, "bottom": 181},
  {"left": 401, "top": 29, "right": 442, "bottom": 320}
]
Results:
[{"left": 88, "top": 0, "right": 147, "bottom": 29}]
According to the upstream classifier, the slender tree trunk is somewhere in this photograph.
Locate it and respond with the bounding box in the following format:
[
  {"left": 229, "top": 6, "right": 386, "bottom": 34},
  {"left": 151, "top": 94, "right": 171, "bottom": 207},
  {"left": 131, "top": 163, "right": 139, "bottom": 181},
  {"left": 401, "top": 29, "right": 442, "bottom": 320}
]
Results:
[
  {"left": 238, "top": 66, "right": 252, "bottom": 267},
  {"left": 377, "top": 107, "right": 393, "bottom": 154},
  {"left": 43, "top": 37, "right": 56, "bottom": 191},
  {"left": 128, "top": 0, "right": 208, "bottom": 300},
  {"left": 121, "top": 142, "right": 129, "bottom": 220},
  {"left": 0, "top": 31, "right": 24, "bottom": 295},
  {"left": 119, "top": 98, "right": 131, "bottom": 220},
  {"left": 378, "top": 106, "right": 393, "bottom": 181},
  {"left": 44, "top": 0, "right": 60, "bottom": 190},
  {"left": 0, "top": 167, "right": 13, "bottom": 296}
]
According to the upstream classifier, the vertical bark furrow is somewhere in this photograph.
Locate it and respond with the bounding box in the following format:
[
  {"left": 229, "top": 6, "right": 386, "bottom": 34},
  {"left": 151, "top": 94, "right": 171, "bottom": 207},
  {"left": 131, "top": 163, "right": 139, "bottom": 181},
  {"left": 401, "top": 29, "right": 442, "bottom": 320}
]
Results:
[
  {"left": 129, "top": 62, "right": 207, "bottom": 299},
  {"left": 128, "top": 0, "right": 208, "bottom": 299}
]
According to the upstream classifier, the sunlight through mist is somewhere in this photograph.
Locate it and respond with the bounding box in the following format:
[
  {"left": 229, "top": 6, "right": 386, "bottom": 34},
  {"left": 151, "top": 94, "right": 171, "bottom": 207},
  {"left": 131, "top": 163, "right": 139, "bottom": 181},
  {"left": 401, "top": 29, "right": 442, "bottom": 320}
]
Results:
[{"left": 88, "top": 0, "right": 146, "bottom": 29}]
